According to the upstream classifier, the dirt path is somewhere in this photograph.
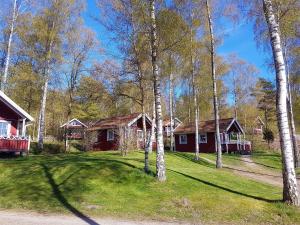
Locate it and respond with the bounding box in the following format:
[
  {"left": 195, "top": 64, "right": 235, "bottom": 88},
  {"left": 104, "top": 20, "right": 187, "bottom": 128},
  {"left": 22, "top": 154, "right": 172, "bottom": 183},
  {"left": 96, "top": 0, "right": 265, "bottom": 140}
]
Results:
[
  {"left": 0, "top": 210, "right": 189, "bottom": 225},
  {"left": 202, "top": 156, "right": 299, "bottom": 188}
]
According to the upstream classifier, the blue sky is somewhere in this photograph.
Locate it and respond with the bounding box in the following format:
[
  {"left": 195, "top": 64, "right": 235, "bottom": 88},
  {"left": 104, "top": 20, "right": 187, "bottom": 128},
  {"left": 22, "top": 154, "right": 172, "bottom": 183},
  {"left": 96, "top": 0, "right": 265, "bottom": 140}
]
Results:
[{"left": 83, "top": 0, "right": 274, "bottom": 82}]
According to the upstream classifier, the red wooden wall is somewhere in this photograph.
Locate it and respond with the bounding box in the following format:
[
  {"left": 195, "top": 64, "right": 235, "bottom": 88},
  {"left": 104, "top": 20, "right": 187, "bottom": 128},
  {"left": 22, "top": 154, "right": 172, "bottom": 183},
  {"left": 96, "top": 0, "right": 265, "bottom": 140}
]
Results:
[
  {"left": 174, "top": 132, "right": 216, "bottom": 153},
  {"left": 0, "top": 101, "right": 19, "bottom": 136},
  {"left": 93, "top": 116, "right": 152, "bottom": 151}
]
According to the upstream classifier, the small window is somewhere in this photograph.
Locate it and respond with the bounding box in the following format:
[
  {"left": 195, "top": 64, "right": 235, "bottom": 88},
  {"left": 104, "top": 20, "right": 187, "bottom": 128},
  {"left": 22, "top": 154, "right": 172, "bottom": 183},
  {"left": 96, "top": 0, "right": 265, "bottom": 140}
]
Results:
[
  {"left": 179, "top": 134, "right": 187, "bottom": 144},
  {"left": 107, "top": 129, "right": 114, "bottom": 141},
  {"left": 0, "top": 121, "right": 10, "bottom": 137},
  {"left": 137, "top": 130, "right": 143, "bottom": 141},
  {"left": 230, "top": 132, "right": 238, "bottom": 141},
  {"left": 198, "top": 133, "right": 207, "bottom": 143}
]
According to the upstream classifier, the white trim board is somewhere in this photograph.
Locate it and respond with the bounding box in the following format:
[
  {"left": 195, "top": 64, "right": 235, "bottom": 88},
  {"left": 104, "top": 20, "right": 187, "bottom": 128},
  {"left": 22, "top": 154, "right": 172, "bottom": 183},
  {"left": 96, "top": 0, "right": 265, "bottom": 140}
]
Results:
[
  {"left": 127, "top": 113, "right": 153, "bottom": 127},
  {"left": 0, "top": 91, "right": 34, "bottom": 122},
  {"left": 226, "top": 118, "right": 244, "bottom": 134},
  {"left": 60, "top": 118, "right": 87, "bottom": 128}
]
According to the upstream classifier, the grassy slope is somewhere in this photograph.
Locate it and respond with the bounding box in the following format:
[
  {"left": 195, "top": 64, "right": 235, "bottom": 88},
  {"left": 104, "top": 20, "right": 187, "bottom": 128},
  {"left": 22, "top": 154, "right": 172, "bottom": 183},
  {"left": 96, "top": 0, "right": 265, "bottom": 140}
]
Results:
[
  {"left": 251, "top": 151, "right": 282, "bottom": 171},
  {"left": 0, "top": 151, "right": 299, "bottom": 224}
]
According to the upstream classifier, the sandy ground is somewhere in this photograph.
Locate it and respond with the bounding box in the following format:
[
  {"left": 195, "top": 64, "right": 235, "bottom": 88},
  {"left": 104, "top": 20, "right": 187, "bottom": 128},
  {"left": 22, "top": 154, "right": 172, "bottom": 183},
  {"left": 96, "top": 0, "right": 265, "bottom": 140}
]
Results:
[
  {"left": 202, "top": 155, "right": 300, "bottom": 189},
  {"left": 0, "top": 210, "right": 191, "bottom": 225}
]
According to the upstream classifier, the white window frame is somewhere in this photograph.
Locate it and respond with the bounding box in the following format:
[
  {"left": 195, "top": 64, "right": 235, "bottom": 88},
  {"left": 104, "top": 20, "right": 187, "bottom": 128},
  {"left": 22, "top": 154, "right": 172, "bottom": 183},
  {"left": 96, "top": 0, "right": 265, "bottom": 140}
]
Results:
[
  {"left": 179, "top": 134, "right": 187, "bottom": 144},
  {"left": 137, "top": 130, "right": 143, "bottom": 141},
  {"left": 0, "top": 120, "right": 11, "bottom": 137},
  {"left": 107, "top": 129, "right": 114, "bottom": 141},
  {"left": 198, "top": 133, "right": 207, "bottom": 144}
]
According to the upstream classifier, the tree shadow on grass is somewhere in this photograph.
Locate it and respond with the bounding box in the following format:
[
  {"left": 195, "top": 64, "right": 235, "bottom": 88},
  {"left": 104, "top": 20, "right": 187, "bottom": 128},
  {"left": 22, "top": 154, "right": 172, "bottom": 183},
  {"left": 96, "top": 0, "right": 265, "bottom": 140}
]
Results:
[
  {"left": 171, "top": 152, "right": 215, "bottom": 168},
  {"left": 223, "top": 166, "right": 282, "bottom": 178},
  {"left": 168, "top": 169, "right": 281, "bottom": 203},
  {"left": 229, "top": 156, "right": 280, "bottom": 170},
  {"left": 41, "top": 163, "right": 100, "bottom": 225}
]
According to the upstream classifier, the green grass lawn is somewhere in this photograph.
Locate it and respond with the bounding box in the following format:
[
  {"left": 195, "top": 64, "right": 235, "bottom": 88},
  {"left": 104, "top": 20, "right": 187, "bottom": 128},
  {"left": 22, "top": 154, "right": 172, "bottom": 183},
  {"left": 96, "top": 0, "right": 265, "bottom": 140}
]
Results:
[
  {"left": 200, "top": 152, "right": 243, "bottom": 166},
  {"left": 0, "top": 151, "right": 299, "bottom": 224},
  {"left": 251, "top": 151, "right": 282, "bottom": 172}
]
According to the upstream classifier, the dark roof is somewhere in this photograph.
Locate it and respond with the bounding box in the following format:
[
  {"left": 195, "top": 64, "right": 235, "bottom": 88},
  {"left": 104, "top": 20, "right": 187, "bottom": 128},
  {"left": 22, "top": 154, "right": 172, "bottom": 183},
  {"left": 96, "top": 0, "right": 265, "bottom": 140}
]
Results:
[
  {"left": 87, "top": 113, "right": 141, "bottom": 131},
  {"left": 174, "top": 118, "right": 239, "bottom": 134}
]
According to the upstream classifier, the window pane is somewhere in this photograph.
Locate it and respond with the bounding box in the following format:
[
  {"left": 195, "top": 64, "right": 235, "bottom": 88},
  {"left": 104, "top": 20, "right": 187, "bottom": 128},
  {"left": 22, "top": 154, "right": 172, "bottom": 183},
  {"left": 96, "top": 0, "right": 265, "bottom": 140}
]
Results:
[{"left": 0, "top": 122, "right": 8, "bottom": 136}]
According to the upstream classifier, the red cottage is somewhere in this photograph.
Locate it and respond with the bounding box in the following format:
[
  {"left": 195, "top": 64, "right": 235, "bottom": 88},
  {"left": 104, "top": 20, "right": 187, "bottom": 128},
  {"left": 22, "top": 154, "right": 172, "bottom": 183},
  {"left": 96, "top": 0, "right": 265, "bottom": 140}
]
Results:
[
  {"left": 60, "top": 118, "right": 87, "bottom": 139},
  {"left": 87, "top": 113, "right": 153, "bottom": 151},
  {"left": 174, "top": 118, "right": 251, "bottom": 154},
  {"left": 0, "top": 91, "right": 34, "bottom": 155}
]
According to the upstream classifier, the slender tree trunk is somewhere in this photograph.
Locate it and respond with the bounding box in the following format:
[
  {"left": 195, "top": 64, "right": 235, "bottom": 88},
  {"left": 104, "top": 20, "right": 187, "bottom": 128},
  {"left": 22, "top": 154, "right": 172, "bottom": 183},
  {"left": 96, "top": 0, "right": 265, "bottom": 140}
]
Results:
[
  {"left": 233, "top": 76, "right": 238, "bottom": 119},
  {"left": 205, "top": 0, "right": 222, "bottom": 168},
  {"left": 38, "top": 23, "right": 54, "bottom": 151},
  {"left": 150, "top": 0, "right": 166, "bottom": 182},
  {"left": 263, "top": 0, "right": 299, "bottom": 206},
  {"left": 169, "top": 69, "right": 174, "bottom": 152},
  {"left": 1, "top": 0, "right": 18, "bottom": 91},
  {"left": 283, "top": 45, "right": 299, "bottom": 168},
  {"left": 287, "top": 84, "right": 299, "bottom": 168},
  {"left": 188, "top": 81, "right": 191, "bottom": 123},
  {"left": 147, "top": 98, "right": 156, "bottom": 153},
  {"left": 143, "top": 106, "right": 149, "bottom": 173},
  {"left": 189, "top": 22, "right": 199, "bottom": 160},
  {"left": 38, "top": 75, "right": 49, "bottom": 150}
]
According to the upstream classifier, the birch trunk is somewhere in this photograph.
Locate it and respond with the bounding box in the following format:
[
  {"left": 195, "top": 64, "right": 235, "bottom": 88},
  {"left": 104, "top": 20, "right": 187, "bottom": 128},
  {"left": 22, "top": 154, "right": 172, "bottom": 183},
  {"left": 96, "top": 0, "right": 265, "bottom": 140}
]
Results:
[
  {"left": 169, "top": 71, "right": 174, "bottom": 152},
  {"left": 190, "top": 24, "right": 199, "bottom": 160},
  {"left": 287, "top": 88, "right": 299, "bottom": 168},
  {"left": 191, "top": 55, "right": 199, "bottom": 160},
  {"left": 284, "top": 47, "right": 299, "bottom": 168},
  {"left": 142, "top": 100, "right": 149, "bottom": 173},
  {"left": 263, "top": 0, "right": 299, "bottom": 205},
  {"left": 37, "top": 23, "right": 54, "bottom": 151},
  {"left": 147, "top": 99, "right": 155, "bottom": 153},
  {"left": 150, "top": 0, "right": 166, "bottom": 182},
  {"left": 205, "top": 0, "right": 222, "bottom": 168},
  {"left": 38, "top": 75, "right": 49, "bottom": 150},
  {"left": 1, "top": 0, "right": 18, "bottom": 91}
]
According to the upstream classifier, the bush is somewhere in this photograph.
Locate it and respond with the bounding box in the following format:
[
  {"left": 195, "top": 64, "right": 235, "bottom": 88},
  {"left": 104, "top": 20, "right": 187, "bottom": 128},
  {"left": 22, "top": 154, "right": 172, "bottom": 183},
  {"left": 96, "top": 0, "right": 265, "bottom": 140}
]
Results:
[
  {"left": 30, "top": 141, "right": 65, "bottom": 154},
  {"left": 263, "top": 128, "right": 274, "bottom": 149}
]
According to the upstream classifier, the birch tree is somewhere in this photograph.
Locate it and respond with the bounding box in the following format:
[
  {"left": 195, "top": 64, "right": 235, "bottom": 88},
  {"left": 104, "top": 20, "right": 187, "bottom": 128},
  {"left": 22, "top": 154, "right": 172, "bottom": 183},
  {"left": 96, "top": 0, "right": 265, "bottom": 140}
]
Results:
[
  {"left": 35, "top": 0, "right": 83, "bottom": 150},
  {"left": 150, "top": 0, "right": 166, "bottom": 181},
  {"left": 205, "top": 0, "right": 222, "bottom": 168},
  {"left": 262, "top": 0, "right": 299, "bottom": 206},
  {"left": 0, "top": 0, "right": 24, "bottom": 91},
  {"left": 97, "top": 0, "right": 152, "bottom": 172}
]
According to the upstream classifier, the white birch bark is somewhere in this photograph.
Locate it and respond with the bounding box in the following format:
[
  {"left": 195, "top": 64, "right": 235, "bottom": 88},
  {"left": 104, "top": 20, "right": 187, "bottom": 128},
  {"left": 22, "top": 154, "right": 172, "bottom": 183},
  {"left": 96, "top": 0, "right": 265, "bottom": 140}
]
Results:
[
  {"left": 169, "top": 70, "right": 174, "bottom": 152},
  {"left": 150, "top": 0, "right": 166, "bottom": 182},
  {"left": 263, "top": 0, "right": 299, "bottom": 205},
  {"left": 142, "top": 105, "right": 149, "bottom": 173},
  {"left": 205, "top": 0, "right": 222, "bottom": 168},
  {"left": 1, "top": 0, "right": 18, "bottom": 92},
  {"left": 37, "top": 22, "right": 55, "bottom": 150},
  {"left": 38, "top": 76, "right": 49, "bottom": 150},
  {"left": 147, "top": 99, "right": 156, "bottom": 153},
  {"left": 283, "top": 46, "right": 299, "bottom": 168},
  {"left": 190, "top": 23, "right": 200, "bottom": 160}
]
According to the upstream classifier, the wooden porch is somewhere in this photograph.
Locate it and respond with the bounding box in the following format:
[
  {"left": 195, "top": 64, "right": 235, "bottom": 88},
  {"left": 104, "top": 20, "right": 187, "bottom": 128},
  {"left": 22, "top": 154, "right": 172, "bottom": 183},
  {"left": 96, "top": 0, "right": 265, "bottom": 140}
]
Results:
[
  {"left": 220, "top": 132, "right": 252, "bottom": 154},
  {"left": 0, "top": 136, "right": 30, "bottom": 154}
]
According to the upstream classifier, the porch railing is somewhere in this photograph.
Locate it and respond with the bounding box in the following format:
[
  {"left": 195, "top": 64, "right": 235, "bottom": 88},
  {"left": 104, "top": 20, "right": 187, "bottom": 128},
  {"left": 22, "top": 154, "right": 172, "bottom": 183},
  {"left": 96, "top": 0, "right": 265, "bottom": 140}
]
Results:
[{"left": 0, "top": 136, "right": 30, "bottom": 152}]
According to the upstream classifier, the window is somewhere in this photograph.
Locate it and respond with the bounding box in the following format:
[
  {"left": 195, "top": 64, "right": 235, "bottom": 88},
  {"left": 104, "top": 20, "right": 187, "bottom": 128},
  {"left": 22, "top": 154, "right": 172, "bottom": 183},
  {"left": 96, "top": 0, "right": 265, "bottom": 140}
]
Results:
[
  {"left": 0, "top": 121, "right": 10, "bottom": 137},
  {"left": 179, "top": 135, "right": 187, "bottom": 144},
  {"left": 198, "top": 133, "right": 207, "bottom": 143},
  {"left": 107, "top": 129, "right": 114, "bottom": 141},
  {"left": 137, "top": 130, "right": 143, "bottom": 141},
  {"left": 229, "top": 132, "right": 238, "bottom": 141}
]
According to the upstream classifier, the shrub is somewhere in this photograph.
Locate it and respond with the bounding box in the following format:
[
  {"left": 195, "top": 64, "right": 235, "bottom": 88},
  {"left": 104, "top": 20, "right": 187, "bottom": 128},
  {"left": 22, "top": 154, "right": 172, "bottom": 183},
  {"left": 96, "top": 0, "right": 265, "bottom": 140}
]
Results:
[{"left": 263, "top": 128, "right": 274, "bottom": 149}]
